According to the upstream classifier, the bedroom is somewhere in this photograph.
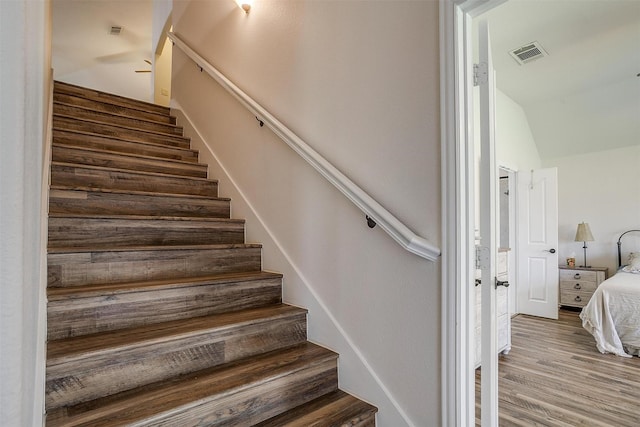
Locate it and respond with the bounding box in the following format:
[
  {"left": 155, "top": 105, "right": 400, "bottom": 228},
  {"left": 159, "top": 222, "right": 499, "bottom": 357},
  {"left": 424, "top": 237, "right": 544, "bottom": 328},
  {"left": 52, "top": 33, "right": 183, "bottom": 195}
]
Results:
[
  {"left": 481, "top": 0, "right": 640, "bottom": 324},
  {"left": 472, "top": 0, "right": 640, "bottom": 423}
]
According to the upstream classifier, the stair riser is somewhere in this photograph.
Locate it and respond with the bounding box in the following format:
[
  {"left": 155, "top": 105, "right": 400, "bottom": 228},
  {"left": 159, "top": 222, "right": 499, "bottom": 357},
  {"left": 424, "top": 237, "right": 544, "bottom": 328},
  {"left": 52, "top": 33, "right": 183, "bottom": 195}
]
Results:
[
  {"left": 54, "top": 92, "right": 175, "bottom": 124},
  {"left": 144, "top": 361, "right": 338, "bottom": 427},
  {"left": 49, "top": 190, "right": 229, "bottom": 218},
  {"left": 54, "top": 115, "right": 190, "bottom": 148},
  {"left": 48, "top": 277, "right": 282, "bottom": 339},
  {"left": 48, "top": 217, "right": 242, "bottom": 250},
  {"left": 53, "top": 130, "right": 198, "bottom": 161},
  {"left": 51, "top": 164, "right": 217, "bottom": 198},
  {"left": 46, "top": 315, "right": 308, "bottom": 409},
  {"left": 48, "top": 247, "right": 261, "bottom": 288},
  {"left": 54, "top": 82, "right": 169, "bottom": 115},
  {"left": 54, "top": 103, "right": 183, "bottom": 135},
  {"left": 52, "top": 145, "right": 207, "bottom": 178}
]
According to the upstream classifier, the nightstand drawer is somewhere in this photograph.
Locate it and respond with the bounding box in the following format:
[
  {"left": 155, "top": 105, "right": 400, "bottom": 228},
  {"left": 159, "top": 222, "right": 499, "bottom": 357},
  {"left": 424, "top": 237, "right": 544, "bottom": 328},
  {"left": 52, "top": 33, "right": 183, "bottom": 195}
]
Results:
[
  {"left": 560, "top": 280, "right": 598, "bottom": 293},
  {"left": 558, "top": 266, "right": 607, "bottom": 308},
  {"left": 560, "top": 289, "right": 592, "bottom": 307},
  {"left": 559, "top": 269, "right": 597, "bottom": 282}
]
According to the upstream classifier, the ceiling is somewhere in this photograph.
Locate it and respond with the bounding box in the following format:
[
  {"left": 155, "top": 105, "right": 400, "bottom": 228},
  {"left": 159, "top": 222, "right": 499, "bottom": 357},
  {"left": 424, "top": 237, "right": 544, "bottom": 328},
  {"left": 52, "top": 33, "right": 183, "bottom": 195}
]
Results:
[
  {"left": 51, "top": 0, "right": 640, "bottom": 159},
  {"left": 483, "top": 0, "right": 640, "bottom": 160},
  {"left": 52, "top": 0, "right": 153, "bottom": 102}
]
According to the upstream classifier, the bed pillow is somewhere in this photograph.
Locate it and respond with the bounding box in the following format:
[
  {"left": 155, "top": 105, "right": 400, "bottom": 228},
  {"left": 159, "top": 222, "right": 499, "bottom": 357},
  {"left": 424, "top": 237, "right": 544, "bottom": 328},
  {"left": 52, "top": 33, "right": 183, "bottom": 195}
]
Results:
[{"left": 622, "top": 253, "right": 640, "bottom": 273}]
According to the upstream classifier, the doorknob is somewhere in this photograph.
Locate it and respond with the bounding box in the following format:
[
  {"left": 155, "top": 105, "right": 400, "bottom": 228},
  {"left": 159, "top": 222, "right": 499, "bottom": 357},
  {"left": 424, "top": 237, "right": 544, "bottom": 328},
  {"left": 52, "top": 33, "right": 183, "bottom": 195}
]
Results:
[
  {"left": 545, "top": 248, "right": 556, "bottom": 254},
  {"left": 495, "top": 279, "right": 510, "bottom": 288}
]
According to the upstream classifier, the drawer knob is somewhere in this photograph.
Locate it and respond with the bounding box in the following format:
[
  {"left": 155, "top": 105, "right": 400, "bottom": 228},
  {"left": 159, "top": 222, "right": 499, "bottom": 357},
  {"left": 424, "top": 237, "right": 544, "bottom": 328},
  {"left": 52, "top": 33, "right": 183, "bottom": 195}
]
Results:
[
  {"left": 574, "top": 295, "right": 582, "bottom": 302},
  {"left": 574, "top": 273, "right": 581, "bottom": 279},
  {"left": 574, "top": 283, "right": 582, "bottom": 290}
]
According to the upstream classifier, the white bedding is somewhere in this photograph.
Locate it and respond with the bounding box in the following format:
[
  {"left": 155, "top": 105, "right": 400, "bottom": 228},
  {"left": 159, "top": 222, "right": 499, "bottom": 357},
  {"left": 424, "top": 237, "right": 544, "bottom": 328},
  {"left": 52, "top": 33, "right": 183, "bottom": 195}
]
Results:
[{"left": 580, "top": 271, "right": 640, "bottom": 357}]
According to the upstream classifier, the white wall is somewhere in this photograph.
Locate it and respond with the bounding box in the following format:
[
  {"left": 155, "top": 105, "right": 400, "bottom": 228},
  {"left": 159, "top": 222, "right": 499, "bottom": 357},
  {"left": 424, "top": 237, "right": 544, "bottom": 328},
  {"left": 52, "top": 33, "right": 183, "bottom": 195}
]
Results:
[
  {"left": 154, "top": 36, "right": 172, "bottom": 106},
  {"left": 496, "top": 90, "right": 541, "bottom": 172},
  {"left": 544, "top": 145, "right": 640, "bottom": 275},
  {"left": 0, "top": 0, "right": 50, "bottom": 425},
  {"left": 152, "top": 0, "right": 172, "bottom": 54},
  {"left": 152, "top": 0, "right": 172, "bottom": 104},
  {"left": 474, "top": 89, "right": 541, "bottom": 224},
  {"left": 171, "top": 1, "right": 441, "bottom": 425}
]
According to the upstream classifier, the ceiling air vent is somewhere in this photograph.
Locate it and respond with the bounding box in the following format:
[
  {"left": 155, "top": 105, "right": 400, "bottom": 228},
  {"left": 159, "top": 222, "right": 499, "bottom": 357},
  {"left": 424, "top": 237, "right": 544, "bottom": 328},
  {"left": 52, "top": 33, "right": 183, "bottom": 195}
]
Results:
[
  {"left": 109, "top": 26, "right": 123, "bottom": 36},
  {"left": 509, "top": 41, "right": 547, "bottom": 65}
]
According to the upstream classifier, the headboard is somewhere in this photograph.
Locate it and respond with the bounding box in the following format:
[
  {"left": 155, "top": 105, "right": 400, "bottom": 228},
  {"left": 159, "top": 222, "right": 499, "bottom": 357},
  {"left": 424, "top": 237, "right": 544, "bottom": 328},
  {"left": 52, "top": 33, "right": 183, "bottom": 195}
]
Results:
[{"left": 617, "top": 229, "right": 640, "bottom": 267}]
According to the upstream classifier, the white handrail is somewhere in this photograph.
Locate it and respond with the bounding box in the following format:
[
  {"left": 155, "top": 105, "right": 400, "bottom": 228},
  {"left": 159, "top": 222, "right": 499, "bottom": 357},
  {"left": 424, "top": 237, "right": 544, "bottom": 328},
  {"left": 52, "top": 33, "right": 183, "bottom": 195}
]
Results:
[{"left": 168, "top": 32, "right": 440, "bottom": 261}]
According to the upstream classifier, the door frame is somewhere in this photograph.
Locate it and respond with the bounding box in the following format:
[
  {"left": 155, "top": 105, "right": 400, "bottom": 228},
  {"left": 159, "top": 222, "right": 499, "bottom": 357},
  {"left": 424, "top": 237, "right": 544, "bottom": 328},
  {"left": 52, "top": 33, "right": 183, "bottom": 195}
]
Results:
[{"left": 440, "top": 0, "right": 507, "bottom": 425}]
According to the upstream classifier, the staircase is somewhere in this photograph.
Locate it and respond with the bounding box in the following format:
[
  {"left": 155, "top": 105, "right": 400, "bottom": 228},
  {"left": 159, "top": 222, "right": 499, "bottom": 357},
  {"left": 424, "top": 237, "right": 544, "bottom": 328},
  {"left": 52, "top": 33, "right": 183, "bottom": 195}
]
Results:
[{"left": 45, "top": 81, "right": 377, "bottom": 426}]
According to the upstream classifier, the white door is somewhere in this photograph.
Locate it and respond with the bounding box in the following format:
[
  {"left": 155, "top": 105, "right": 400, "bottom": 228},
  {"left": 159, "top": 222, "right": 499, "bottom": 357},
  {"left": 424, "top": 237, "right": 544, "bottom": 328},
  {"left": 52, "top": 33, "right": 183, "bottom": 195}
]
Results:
[
  {"left": 477, "top": 19, "right": 499, "bottom": 427},
  {"left": 516, "top": 168, "right": 559, "bottom": 319}
]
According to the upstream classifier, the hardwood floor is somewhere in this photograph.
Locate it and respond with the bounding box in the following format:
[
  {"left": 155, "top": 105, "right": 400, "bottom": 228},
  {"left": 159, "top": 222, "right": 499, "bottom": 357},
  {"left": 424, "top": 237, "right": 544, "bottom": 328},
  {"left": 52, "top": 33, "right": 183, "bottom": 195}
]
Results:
[{"left": 476, "top": 309, "right": 640, "bottom": 426}]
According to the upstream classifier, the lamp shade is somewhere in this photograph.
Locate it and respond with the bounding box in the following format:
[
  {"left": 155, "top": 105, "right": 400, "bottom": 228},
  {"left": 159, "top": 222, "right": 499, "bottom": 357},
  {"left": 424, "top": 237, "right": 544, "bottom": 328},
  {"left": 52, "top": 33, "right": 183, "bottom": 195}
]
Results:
[{"left": 575, "top": 222, "right": 594, "bottom": 242}]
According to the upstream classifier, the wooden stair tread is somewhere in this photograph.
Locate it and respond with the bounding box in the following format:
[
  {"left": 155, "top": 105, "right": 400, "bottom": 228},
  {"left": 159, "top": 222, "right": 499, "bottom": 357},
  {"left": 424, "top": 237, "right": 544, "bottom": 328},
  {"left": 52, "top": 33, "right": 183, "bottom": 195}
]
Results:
[
  {"left": 49, "top": 186, "right": 229, "bottom": 201},
  {"left": 47, "top": 271, "right": 283, "bottom": 340},
  {"left": 48, "top": 215, "right": 244, "bottom": 249},
  {"left": 256, "top": 390, "right": 377, "bottom": 427},
  {"left": 53, "top": 92, "right": 175, "bottom": 124},
  {"left": 48, "top": 213, "right": 243, "bottom": 222},
  {"left": 47, "top": 304, "right": 307, "bottom": 361},
  {"left": 52, "top": 144, "right": 206, "bottom": 178},
  {"left": 51, "top": 161, "right": 216, "bottom": 183},
  {"left": 51, "top": 163, "right": 217, "bottom": 197},
  {"left": 47, "top": 271, "right": 283, "bottom": 301},
  {"left": 48, "top": 242, "right": 261, "bottom": 254},
  {"left": 48, "top": 244, "right": 261, "bottom": 288},
  {"left": 54, "top": 101, "right": 179, "bottom": 129},
  {"left": 45, "top": 342, "right": 337, "bottom": 427},
  {"left": 49, "top": 188, "right": 231, "bottom": 219},
  {"left": 53, "top": 142, "right": 207, "bottom": 168},
  {"left": 53, "top": 116, "right": 191, "bottom": 148},
  {"left": 52, "top": 128, "right": 194, "bottom": 153},
  {"left": 54, "top": 81, "right": 170, "bottom": 115},
  {"left": 52, "top": 143, "right": 207, "bottom": 169},
  {"left": 53, "top": 113, "right": 184, "bottom": 139},
  {"left": 54, "top": 101, "right": 183, "bottom": 136}
]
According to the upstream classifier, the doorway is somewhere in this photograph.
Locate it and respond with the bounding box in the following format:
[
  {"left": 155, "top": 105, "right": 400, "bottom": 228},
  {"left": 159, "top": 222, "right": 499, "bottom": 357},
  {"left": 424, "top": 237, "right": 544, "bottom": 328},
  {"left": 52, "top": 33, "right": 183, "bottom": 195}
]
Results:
[{"left": 441, "top": 0, "right": 563, "bottom": 425}]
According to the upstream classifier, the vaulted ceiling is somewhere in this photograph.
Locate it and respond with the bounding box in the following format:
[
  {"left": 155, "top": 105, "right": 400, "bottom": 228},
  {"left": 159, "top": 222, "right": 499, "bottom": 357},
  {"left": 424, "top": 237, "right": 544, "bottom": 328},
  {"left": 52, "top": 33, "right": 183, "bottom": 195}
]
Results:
[{"left": 484, "top": 0, "right": 640, "bottom": 160}]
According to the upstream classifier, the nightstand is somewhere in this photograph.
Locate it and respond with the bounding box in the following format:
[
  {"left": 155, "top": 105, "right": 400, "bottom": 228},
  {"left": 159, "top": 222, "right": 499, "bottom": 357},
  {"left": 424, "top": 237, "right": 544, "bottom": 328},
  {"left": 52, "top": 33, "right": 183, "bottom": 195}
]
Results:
[{"left": 558, "top": 266, "right": 608, "bottom": 308}]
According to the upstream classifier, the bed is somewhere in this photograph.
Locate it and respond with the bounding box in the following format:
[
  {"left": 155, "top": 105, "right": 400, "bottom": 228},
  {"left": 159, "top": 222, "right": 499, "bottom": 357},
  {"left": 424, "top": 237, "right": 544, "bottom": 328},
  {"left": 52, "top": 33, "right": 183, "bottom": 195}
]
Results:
[{"left": 580, "top": 230, "right": 640, "bottom": 357}]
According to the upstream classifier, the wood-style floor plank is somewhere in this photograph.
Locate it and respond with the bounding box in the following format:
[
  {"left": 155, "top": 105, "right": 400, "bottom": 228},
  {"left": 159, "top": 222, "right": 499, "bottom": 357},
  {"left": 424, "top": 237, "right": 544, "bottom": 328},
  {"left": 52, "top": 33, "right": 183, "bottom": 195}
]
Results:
[{"left": 476, "top": 309, "right": 640, "bottom": 426}]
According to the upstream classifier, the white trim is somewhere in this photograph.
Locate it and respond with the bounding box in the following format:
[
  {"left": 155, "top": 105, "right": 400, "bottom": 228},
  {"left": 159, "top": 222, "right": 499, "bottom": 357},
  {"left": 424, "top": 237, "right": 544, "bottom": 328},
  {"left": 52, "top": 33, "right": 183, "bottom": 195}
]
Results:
[
  {"left": 440, "top": 1, "right": 475, "bottom": 425},
  {"left": 167, "top": 32, "right": 440, "bottom": 262},
  {"left": 173, "top": 104, "right": 416, "bottom": 427},
  {"left": 441, "top": 0, "right": 509, "bottom": 425}
]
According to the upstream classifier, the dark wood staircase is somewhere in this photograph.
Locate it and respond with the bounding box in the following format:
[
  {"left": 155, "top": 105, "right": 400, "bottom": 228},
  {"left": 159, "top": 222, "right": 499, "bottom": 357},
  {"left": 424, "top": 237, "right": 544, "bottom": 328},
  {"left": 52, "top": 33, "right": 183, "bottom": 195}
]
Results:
[{"left": 46, "top": 81, "right": 377, "bottom": 426}]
